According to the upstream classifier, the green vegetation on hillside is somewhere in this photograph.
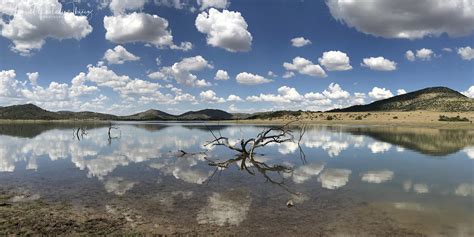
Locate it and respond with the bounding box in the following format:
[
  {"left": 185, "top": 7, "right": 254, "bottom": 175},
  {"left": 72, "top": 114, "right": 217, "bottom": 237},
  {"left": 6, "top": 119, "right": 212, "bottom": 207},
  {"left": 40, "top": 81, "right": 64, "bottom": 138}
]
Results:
[{"left": 331, "top": 87, "right": 474, "bottom": 112}]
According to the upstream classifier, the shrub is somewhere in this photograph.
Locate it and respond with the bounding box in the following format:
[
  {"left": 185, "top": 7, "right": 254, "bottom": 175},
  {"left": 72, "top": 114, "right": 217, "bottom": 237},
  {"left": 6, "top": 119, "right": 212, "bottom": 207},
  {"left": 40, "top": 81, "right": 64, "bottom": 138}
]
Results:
[
  {"left": 326, "top": 115, "right": 334, "bottom": 121},
  {"left": 393, "top": 116, "right": 398, "bottom": 119},
  {"left": 438, "top": 115, "right": 470, "bottom": 122},
  {"left": 355, "top": 115, "right": 363, "bottom": 120}
]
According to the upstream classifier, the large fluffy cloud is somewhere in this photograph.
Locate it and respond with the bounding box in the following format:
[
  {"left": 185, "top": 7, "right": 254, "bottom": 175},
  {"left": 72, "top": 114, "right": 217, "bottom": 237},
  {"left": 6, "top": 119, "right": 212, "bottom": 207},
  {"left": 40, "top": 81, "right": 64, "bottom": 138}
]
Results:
[
  {"left": 458, "top": 46, "right": 474, "bottom": 60},
  {"left": 104, "top": 12, "right": 172, "bottom": 46},
  {"left": 214, "top": 70, "right": 229, "bottom": 80},
  {"left": 415, "top": 48, "right": 434, "bottom": 61},
  {"left": 149, "top": 56, "right": 213, "bottom": 87},
  {"left": 195, "top": 8, "right": 252, "bottom": 52},
  {"left": 326, "top": 0, "right": 474, "bottom": 39},
  {"left": 361, "top": 57, "right": 397, "bottom": 71},
  {"left": 103, "top": 45, "right": 140, "bottom": 64},
  {"left": 323, "top": 83, "right": 350, "bottom": 99},
  {"left": 283, "top": 57, "right": 327, "bottom": 78},
  {"left": 0, "top": 0, "right": 93, "bottom": 55},
  {"left": 318, "top": 51, "right": 352, "bottom": 71},
  {"left": 235, "top": 72, "right": 272, "bottom": 85},
  {"left": 104, "top": 12, "right": 191, "bottom": 50},
  {"left": 368, "top": 87, "right": 394, "bottom": 100},
  {"left": 200, "top": 90, "right": 225, "bottom": 103}
]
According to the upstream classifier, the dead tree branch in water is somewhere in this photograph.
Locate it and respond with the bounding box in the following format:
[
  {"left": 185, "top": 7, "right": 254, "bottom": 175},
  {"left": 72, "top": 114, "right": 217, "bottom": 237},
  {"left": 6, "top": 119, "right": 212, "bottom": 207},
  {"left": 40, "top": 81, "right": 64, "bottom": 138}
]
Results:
[
  {"left": 204, "top": 121, "right": 306, "bottom": 164},
  {"left": 202, "top": 121, "right": 307, "bottom": 194}
]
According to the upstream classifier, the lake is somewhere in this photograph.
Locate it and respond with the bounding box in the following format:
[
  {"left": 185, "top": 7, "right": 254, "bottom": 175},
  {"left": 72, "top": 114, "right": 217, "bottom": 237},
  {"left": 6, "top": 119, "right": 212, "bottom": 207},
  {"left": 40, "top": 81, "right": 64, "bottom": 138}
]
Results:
[{"left": 0, "top": 122, "right": 473, "bottom": 235}]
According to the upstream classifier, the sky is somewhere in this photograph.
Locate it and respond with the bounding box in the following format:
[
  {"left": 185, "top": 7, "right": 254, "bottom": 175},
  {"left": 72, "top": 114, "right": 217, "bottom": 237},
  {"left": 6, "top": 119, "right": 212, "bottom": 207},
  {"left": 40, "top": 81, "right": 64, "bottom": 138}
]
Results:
[{"left": 0, "top": 0, "right": 473, "bottom": 115}]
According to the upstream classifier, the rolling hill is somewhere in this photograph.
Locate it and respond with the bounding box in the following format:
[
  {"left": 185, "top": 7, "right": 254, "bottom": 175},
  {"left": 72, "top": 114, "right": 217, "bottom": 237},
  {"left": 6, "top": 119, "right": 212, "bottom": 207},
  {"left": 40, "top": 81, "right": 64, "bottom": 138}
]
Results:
[
  {"left": 0, "top": 104, "right": 60, "bottom": 120},
  {"left": 178, "top": 109, "right": 233, "bottom": 120},
  {"left": 121, "top": 109, "right": 176, "bottom": 120},
  {"left": 0, "top": 104, "right": 234, "bottom": 121},
  {"left": 330, "top": 87, "right": 474, "bottom": 112}
]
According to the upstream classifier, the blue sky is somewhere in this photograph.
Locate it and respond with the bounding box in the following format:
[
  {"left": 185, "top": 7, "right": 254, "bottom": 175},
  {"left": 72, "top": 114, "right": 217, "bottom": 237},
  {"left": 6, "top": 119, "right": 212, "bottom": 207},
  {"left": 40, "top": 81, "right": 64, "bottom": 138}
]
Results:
[{"left": 0, "top": 0, "right": 473, "bottom": 115}]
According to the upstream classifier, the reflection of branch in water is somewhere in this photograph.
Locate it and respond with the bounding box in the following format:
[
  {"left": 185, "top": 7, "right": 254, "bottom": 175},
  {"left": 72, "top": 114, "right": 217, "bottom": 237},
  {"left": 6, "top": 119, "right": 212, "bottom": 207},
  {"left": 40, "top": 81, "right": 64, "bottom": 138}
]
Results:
[
  {"left": 201, "top": 121, "right": 307, "bottom": 195},
  {"left": 107, "top": 122, "right": 121, "bottom": 145},
  {"left": 206, "top": 154, "right": 299, "bottom": 195},
  {"left": 72, "top": 126, "right": 87, "bottom": 141}
]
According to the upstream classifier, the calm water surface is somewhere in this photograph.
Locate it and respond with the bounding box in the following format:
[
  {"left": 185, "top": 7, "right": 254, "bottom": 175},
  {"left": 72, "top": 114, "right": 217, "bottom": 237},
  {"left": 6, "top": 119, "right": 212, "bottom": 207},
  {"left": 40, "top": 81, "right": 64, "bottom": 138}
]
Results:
[{"left": 0, "top": 122, "right": 473, "bottom": 236}]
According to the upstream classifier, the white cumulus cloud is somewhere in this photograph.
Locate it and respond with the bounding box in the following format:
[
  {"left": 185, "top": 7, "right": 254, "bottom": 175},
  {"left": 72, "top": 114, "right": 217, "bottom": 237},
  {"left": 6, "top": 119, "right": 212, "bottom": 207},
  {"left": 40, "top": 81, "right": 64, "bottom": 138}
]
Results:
[
  {"left": 323, "top": 83, "right": 350, "bottom": 99},
  {"left": 291, "top": 37, "right": 312, "bottom": 47},
  {"left": 235, "top": 72, "right": 272, "bottom": 85},
  {"left": 195, "top": 8, "right": 252, "bottom": 52},
  {"left": 368, "top": 87, "right": 394, "bottom": 100},
  {"left": 405, "top": 50, "right": 415, "bottom": 61},
  {"left": 214, "top": 70, "right": 229, "bottom": 80},
  {"left": 200, "top": 90, "right": 225, "bottom": 103},
  {"left": 104, "top": 12, "right": 190, "bottom": 50},
  {"left": 103, "top": 45, "right": 140, "bottom": 64},
  {"left": 283, "top": 57, "right": 327, "bottom": 78},
  {"left": 318, "top": 51, "right": 352, "bottom": 71},
  {"left": 415, "top": 48, "right": 434, "bottom": 61},
  {"left": 458, "top": 46, "right": 474, "bottom": 60},
  {"left": 361, "top": 57, "right": 397, "bottom": 71},
  {"left": 151, "top": 56, "right": 213, "bottom": 87},
  {"left": 227, "top": 94, "right": 242, "bottom": 102},
  {"left": 0, "top": 0, "right": 93, "bottom": 55}
]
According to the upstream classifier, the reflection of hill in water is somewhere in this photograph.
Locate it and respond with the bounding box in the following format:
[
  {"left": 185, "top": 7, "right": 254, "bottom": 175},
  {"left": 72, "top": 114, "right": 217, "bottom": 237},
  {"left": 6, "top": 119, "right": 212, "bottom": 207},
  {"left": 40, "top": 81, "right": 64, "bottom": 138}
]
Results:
[
  {"left": 337, "top": 126, "right": 474, "bottom": 156},
  {"left": 0, "top": 122, "right": 230, "bottom": 138},
  {"left": 130, "top": 123, "right": 169, "bottom": 132},
  {"left": 0, "top": 123, "right": 108, "bottom": 138},
  {"left": 130, "top": 123, "right": 229, "bottom": 132}
]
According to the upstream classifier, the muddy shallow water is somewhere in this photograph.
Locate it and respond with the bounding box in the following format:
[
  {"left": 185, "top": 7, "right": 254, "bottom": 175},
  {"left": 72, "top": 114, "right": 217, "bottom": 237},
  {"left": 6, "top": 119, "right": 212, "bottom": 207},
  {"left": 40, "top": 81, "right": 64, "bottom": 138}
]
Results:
[{"left": 0, "top": 122, "right": 473, "bottom": 236}]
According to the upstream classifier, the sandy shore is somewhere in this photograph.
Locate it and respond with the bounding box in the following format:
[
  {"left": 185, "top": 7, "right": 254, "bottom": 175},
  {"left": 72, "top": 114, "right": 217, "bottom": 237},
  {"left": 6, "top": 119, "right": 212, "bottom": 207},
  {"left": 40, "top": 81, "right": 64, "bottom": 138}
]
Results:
[
  {"left": 0, "top": 111, "right": 473, "bottom": 129},
  {"left": 228, "top": 111, "right": 474, "bottom": 129}
]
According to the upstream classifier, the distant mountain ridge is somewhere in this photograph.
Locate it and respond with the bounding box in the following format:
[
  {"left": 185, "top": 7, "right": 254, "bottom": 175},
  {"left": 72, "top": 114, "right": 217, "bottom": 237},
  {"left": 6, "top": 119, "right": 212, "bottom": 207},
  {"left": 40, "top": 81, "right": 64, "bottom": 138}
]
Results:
[
  {"left": 0, "top": 104, "right": 235, "bottom": 121},
  {"left": 330, "top": 87, "right": 474, "bottom": 112},
  {"left": 0, "top": 87, "right": 472, "bottom": 120}
]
